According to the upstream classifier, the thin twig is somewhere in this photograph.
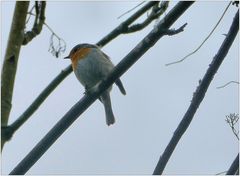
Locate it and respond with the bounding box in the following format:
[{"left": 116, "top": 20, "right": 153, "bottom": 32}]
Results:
[
  {"left": 165, "top": 1, "right": 232, "bottom": 66},
  {"left": 163, "top": 23, "right": 188, "bottom": 36},
  {"left": 26, "top": 11, "right": 66, "bottom": 58},
  {"left": 225, "top": 113, "right": 239, "bottom": 140},
  {"left": 25, "top": 4, "right": 35, "bottom": 24},
  {"left": 217, "top": 81, "right": 239, "bottom": 89},
  {"left": 27, "top": 11, "right": 65, "bottom": 41},
  {"left": 43, "top": 22, "right": 62, "bottom": 41},
  {"left": 117, "top": 1, "right": 145, "bottom": 19},
  {"left": 123, "top": 1, "right": 169, "bottom": 33}
]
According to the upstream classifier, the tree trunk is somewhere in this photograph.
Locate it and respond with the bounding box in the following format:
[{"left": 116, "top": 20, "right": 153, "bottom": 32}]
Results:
[{"left": 1, "top": 1, "right": 29, "bottom": 150}]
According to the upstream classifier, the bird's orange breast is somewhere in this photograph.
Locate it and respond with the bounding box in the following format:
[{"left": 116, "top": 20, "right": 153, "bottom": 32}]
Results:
[{"left": 71, "top": 48, "right": 91, "bottom": 70}]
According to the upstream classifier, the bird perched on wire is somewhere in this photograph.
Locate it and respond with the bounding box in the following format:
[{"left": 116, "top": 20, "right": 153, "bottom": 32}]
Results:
[{"left": 64, "top": 43, "right": 126, "bottom": 126}]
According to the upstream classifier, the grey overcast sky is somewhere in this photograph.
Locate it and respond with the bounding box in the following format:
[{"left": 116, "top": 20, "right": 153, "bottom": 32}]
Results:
[{"left": 1, "top": 1, "right": 239, "bottom": 175}]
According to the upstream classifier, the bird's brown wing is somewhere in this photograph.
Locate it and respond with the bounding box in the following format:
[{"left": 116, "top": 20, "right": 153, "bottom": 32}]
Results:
[{"left": 101, "top": 50, "right": 126, "bottom": 95}]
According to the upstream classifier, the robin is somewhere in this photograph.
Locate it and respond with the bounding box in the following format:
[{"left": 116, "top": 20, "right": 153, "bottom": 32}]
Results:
[{"left": 64, "top": 43, "right": 126, "bottom": 126}]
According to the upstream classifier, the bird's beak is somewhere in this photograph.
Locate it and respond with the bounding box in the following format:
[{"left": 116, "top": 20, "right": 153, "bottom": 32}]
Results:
[{"left": 64, "top": 55, "right": 70, "bottom": 59}]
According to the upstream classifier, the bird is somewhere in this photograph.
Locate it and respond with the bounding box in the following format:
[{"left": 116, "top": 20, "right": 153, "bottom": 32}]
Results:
[{"left": 64, "top": 43, "right": 126, "bottom": 126}]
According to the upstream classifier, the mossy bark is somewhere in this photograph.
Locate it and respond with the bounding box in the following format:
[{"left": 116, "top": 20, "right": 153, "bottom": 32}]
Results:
[{"left": 1, "top": 2, "right": 29, "bottom": 149}]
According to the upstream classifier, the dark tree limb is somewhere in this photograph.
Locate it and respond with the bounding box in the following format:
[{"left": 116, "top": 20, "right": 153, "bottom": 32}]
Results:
[
  {"left": 1, "top": 1, "right": 30, "bottom": 150},
  {"left": 1, "top": 1, "right": 161, "bottom": 144},
  {"left": 9, "top": 2, "right": 193, "bottom": 174},
  {"left": 153, "top": 10, "right": 239, "bottom": 175},
  {"left": 226, "top": 154, "right": 239, "bottom": 175},
  {"left": 97, "top": 1, "right": 159, "bottom": 47},
  {"left": 2, "top": 65, "right": 72, "bottom": 141}
]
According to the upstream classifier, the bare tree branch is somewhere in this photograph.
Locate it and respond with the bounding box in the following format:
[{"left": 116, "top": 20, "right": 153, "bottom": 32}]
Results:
[
  {"left": 26, "top": 10, "right": 67, "bottom": 58},
  {"left": 117, "top": 1, "right": 145, "bottom": 19},
  {"left": 225, "top": 113, "right": 239, "bottom": 140},
  {"left": 153, "top": 10, "right": 239, "bottom": 175},
  {"left": 9, "top": 2, "right": 193, "bottom": 174},
  {"left": 165, "top": 1, "right": 232, "bottom": 66},
  {"left": 22, "top": 1, "right": 46, "bottom": 45},
  {"left": 97, "top": 1, "right": 159, "bottom": 47},
  {"left": 217, "top": 81, "right": 239, "bottom": 89},
  {"left": 2, "top": 66, "right": 72, "bottom": 142},
  {"left": 25, "top": 4, "right": 35, "bottom": 24},
  {"left": 162, "top": 23, "right": 187, "bottom": 36},
  {"left": 1, "top": 1, "right": 161, "bottom": 144},
  {"left": 122, "top": 1, "right": 169, "bottom": 33}
]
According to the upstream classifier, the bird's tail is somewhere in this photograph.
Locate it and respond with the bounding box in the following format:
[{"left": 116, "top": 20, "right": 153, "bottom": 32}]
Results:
[{"left": 100, "top": 91, "right": 115, "bottom": 126}]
